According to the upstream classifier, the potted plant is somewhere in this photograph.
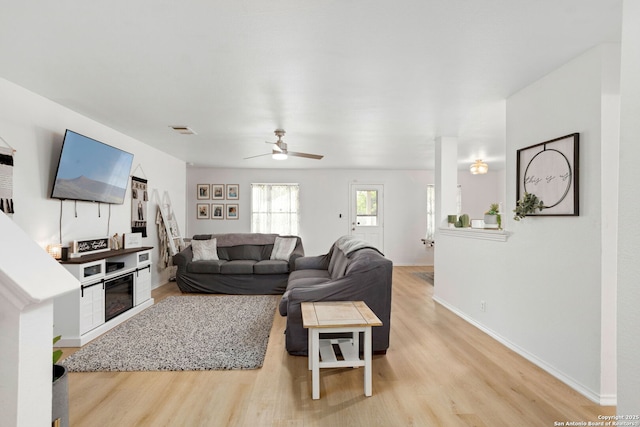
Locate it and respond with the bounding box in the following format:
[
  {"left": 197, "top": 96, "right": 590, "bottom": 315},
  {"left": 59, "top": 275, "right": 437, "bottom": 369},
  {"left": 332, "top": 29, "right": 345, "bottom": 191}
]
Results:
[
  {"left": 484, "top": 203, "right": 501, "bottom": 229},
  {"left": 53, "top": 335, "right": 69, "bottom": 427},
  {"left": 513, "top": 192, "right": 544, "bottom": 221}
]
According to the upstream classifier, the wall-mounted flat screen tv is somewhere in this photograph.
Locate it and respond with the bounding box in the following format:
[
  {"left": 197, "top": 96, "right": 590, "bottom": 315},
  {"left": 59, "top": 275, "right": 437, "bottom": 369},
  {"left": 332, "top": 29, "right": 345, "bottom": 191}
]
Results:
[{"left": 51, "top": 130, "right": 134, "bottom": 204}]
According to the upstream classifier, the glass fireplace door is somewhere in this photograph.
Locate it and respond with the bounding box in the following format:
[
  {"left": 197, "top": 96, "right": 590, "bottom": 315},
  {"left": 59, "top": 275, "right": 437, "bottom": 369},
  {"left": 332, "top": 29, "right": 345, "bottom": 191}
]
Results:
[{"left": 104, "top": 273, "right": 134, "bottom": 322}]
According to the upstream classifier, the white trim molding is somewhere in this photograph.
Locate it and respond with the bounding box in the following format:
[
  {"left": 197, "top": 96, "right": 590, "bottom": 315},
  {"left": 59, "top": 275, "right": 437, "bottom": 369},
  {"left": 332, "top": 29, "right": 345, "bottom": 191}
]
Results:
[{"left": 438, "top": 227, "right": 510, "bottom": 242}]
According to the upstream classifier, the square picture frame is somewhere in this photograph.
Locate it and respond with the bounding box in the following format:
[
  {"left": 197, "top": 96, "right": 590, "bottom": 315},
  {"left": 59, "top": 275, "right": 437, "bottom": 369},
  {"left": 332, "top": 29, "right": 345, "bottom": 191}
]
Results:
[
  {"left": 211, "top": 204, "right": 224, "bottom": 219},
  {"left": 226, "top": 203, "right": 239, "bottom": 219},
  {"left": 211, "top": 184, "right": 225, "bottom": 200},
  {"left": 196, "top": 203, "right": 210, "bottom": 219},
  {"left": 197, "top": 184, "right": 210, "bottom": 200},
  {"left": 226, "top": 184, "right": 239, "bottom": 200},
  {"left": 516, "top": 133, "right": 579, "bottom": 216}
]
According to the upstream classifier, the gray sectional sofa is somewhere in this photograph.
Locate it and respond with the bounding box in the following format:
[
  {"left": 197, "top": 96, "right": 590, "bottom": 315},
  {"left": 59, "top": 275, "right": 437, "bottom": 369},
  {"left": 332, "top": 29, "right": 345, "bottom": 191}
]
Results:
[
  {"left": 279, "top": 235, "right": 393, "bottom": 355},
  {"left": 172, "top": 233, "right": 304, "bottom": 295}
]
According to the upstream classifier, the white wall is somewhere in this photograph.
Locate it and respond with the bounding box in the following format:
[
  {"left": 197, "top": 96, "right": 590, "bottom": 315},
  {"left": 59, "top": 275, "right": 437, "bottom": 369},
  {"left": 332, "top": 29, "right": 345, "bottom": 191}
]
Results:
[
  {"left": 434, "top": 44, "right": 620, "bottom": 404},
  {"left": 186, "top": 167, "right": 503, "bottom": 266},
  {"left": 187, "top": 168, "right": 433, "bottom": 265},
  {"left": 458, "top": 170, "right": 505, "bottom": 219},
  {"left": 0, "top": 77, "right": 186, "bottom": 288},
  {"left": 617, "top": 0, "right": 640, "bottom": 417}
]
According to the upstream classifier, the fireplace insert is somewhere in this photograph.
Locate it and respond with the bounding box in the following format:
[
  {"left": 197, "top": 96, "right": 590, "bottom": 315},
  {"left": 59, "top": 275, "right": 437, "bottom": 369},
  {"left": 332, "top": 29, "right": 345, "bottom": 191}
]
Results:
[{"left": 104, "top": 272, "right": 134, "bottom": 322}]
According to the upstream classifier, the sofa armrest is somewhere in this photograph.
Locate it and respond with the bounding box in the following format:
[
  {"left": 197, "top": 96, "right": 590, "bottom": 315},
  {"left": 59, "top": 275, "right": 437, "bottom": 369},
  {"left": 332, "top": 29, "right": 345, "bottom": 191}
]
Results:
[
  {"left": 288, "top": 237, "right": 305, "bottom": 271},
  {"left": 172, "top": 245, "right": 193, "bottom": 267},
  {"left": 294, "top": 252, "right": 332, "bottom": 270},
  {"left": 281, "top": 261, "right": 393, "bottom": 354}
]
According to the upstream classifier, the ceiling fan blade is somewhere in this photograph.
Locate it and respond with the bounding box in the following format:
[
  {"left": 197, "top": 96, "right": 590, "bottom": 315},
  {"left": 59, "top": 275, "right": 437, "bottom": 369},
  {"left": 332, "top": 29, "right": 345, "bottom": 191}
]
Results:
[
  {"left": 288, "top": 151, "right": 324, "bottom": 160},
  {"left": 244, "top": 152, "right": 271, "bottom": 160}
]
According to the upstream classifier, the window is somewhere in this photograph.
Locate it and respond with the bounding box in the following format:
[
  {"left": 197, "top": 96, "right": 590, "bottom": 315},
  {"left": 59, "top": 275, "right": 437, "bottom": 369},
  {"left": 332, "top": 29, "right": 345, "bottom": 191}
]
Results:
[
  {"left": 251, "top": 183, "right": 300, "bottom": 235},
  {"left": 426, "top": 184, "right": 461, "bottom": 241},
  {"left": 356, "top": 189, "right": 378, "bottom": 226}
]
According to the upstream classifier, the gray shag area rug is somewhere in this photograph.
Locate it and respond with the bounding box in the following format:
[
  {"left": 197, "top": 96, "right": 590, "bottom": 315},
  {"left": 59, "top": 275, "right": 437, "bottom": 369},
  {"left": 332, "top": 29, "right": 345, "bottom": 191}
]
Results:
[{"left": 62, "top": 295, "right": 279, "bottom": 372}]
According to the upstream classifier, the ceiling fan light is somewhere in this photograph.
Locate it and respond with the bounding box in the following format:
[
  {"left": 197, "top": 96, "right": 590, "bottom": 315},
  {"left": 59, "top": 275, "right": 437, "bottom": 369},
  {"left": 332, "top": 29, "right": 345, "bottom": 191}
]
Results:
[
  {"left": 470, "top": 159, "right": 488, "bottom": 174},
  {"left": 272, "top": 152, "right": 288, "bottom": 160}
]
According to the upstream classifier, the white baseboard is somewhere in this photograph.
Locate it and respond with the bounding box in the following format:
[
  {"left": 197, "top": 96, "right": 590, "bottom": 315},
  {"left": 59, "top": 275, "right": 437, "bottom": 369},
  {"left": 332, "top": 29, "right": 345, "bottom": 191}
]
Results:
[
  {"left": 57, "top": 298, "right": 154, "bottom": 347},
  {"left": 432, "top": 295, "right": 615, "bottom": 406}
]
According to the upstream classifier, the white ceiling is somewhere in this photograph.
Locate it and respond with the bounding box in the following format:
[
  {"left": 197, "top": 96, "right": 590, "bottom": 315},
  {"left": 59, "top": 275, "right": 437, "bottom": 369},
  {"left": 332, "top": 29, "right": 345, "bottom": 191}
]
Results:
[{"left": 0, "top": 1, "right": 621, "bottom": 170}]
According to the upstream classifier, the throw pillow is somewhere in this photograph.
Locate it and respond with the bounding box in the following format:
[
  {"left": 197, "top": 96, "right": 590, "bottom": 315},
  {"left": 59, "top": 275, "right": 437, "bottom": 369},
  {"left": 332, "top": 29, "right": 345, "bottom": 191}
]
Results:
[
  {"left": 270, "top": 237, "right": 297, "bottom": 261},
  {"left": 192, "top": 238, "right": 219, "bottom": 261}
]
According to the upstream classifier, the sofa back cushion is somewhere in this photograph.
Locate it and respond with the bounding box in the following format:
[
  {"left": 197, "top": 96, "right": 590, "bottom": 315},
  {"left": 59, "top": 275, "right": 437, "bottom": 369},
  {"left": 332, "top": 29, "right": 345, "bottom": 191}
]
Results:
[
  {"left": 191, "top": 238, "right": 219, "bottom": 261},
  {"left": 218, "top": 244, "right": 272, "bottom": 261},
  {"left": 328, "top": 248, "right": 350, "bottom": 279},
  {"left": 270, "top": 236, "right": 298, "bottom": 261}
]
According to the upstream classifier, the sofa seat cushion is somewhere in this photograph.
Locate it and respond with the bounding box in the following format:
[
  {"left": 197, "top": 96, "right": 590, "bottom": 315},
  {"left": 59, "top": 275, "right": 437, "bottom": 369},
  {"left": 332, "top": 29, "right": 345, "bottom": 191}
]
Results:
[
  {"left": 254, "top": 260, "right": 289, "bottom": 275},
  {"left": 187, "top": 260, "right": 227, "bottom": 274},
  {"left": 220, "top": 260, "right": 257, "bottom": 275},
  {"left": 287, "top": 269, "right": 331, "bottom": 288},
  {"left": 279, "top": 270, "right": 331, "bottom": 316}
]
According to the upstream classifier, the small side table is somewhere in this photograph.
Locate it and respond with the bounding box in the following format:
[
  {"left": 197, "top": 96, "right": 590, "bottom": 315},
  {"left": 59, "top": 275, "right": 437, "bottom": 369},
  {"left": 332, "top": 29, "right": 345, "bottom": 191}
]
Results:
[{"left": 301, "top": 301, "right": 383, "bottom": 400}]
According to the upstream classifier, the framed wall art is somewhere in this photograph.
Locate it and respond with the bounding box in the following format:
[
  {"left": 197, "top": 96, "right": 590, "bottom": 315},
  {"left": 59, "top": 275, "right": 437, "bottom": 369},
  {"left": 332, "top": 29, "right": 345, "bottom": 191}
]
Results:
[
  {"left": 226, "top": 204, "right": 239, "bottom": 219},
  {"left": 211, "top": 184, "right": 225, "bottom": 200},
  {"left": 516, "top": 133, "right": 579, "bottom": 216},
  {"left": 211, "top": 204, "right": 224, "bottom": 219},
  {"left": 197, "top": 184, "right": 210, "bottom": 200},
  {"left": 226, "top": 184, "right": 239, "bottom": 200},
  {"left": 197, "top": 203, "right": 210, "bottom": 219}
]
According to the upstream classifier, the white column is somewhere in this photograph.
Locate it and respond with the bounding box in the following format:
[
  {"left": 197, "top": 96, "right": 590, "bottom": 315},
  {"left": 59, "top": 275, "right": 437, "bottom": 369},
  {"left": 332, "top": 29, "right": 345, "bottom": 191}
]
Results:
[
  {"left": 617, "top": 0, "right": 640, "bottom": 414},
  {"left": 434, "top": 136, "right": 458, "bottom": 229}
]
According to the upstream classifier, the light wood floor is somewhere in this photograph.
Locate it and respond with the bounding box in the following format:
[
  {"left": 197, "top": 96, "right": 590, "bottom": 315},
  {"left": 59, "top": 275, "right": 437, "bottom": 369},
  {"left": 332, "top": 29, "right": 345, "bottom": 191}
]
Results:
[{"left": 61, "top": 266, "right": 614, "bottom": 426}]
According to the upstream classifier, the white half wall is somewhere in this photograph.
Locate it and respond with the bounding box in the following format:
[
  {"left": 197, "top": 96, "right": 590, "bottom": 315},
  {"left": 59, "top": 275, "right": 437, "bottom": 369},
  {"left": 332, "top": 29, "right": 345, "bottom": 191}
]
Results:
[
  {"left": 434, "top": 44, "right": 620, "bottom": 404},
  {"left": 0, "top": 77, "right": 186, "bottom": 288}
]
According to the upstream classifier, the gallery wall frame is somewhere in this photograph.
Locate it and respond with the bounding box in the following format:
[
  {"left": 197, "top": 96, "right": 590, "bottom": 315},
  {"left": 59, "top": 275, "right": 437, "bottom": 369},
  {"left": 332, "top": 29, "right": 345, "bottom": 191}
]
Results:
[
  {"left": 516, "top": 133, "right": 579, "bottom": 217},
  {"left": 226, "top": 184, "right": 239, "bottom": 200},
  {"left": 211, "top": 204, "right": 224, "bottom": 219},
  {"left": 196, "top": 203, "right": 210, "bottom": 219},
  {"left": 197, "top": 184, "right": 210, "bottom": 200},
  {"left": 226, "top": 204, "right": 239, "bottom": 219},
  {"left": 211, "top": 184, "right": 225, "bottom": 200}
]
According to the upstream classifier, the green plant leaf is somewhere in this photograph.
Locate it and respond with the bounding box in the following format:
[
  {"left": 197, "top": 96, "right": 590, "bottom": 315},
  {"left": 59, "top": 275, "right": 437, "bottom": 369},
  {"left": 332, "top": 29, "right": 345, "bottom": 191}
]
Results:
[
  {"left": 53, "top": 335, "right": 63, "bottom": 365},
  {"left": 53, "top": 349, "right": 63, "bottom": 365}
]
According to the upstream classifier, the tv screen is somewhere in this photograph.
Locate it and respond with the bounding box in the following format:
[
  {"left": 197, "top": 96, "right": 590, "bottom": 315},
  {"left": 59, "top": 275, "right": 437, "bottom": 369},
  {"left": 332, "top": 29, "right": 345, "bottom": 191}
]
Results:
[{"left": 51, "top": 130, "right": 134, "bottom": 204}]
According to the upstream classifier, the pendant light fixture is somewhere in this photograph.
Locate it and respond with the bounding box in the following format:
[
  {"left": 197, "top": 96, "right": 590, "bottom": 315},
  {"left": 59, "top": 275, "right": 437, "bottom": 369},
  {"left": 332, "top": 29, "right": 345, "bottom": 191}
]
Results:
[{"left": 470, "top": 159, "right": 488, "bottom": 175}]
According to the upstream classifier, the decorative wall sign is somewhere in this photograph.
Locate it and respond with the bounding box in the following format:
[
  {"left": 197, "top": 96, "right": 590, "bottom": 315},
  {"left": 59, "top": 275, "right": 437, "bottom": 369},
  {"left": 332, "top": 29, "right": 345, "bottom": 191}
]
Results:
[
  {"left": 73, "top": 237, "right": 111, "bottom": 255},
  {"left": 516, "top": 133, "right": 579, "bottom": 216},
  {"left": 124, "top": 232, "right": 143, "bottom": 249},
  {"left": 131, "top": 176, "right": 148, "bottom": 237}
]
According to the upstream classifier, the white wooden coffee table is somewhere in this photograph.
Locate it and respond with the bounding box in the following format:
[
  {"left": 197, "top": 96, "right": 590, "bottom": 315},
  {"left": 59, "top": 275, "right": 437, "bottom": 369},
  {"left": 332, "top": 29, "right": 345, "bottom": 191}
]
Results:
[{"left": 301, "top": 301, "right": 383, "bottom": 400}]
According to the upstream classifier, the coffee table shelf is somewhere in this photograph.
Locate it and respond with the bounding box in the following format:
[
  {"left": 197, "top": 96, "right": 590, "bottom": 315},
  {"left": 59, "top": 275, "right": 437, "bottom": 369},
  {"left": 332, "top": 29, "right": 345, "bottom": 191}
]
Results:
[{"left": 301, "top": 301, "right": 382, "bottom": 399}]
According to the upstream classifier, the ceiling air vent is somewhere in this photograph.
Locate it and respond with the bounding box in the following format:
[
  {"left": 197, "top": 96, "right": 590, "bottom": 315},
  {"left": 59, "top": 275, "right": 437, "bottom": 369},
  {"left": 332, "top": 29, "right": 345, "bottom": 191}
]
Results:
[{"left": 170, "top": 126, "right": 197, "bottom": 135}]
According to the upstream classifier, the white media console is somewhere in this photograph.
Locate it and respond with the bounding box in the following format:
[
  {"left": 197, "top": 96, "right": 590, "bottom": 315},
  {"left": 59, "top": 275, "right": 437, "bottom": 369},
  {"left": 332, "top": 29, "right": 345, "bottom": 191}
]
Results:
[{"left": 54, "top": 247, "right": 154, "bottom": 347}]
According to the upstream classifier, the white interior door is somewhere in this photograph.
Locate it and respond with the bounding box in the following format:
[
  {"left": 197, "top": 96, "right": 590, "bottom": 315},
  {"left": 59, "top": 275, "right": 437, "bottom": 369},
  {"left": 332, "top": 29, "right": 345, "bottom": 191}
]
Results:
[{"left": 350, "top": 184, "right": 384, "bottom": 252}]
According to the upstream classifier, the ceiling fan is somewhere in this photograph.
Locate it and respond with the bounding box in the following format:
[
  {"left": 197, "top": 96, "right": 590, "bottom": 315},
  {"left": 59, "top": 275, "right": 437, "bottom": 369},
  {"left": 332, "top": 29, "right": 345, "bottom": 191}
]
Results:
[{"left": 244, "top": 129, "right": 324, "bottom": 160}]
